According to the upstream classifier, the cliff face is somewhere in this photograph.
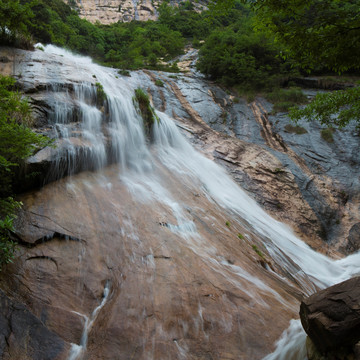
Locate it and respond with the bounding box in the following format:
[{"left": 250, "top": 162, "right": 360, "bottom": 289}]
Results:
[{"left": 66, "top": 0, "right": 206, "bottom": 24}]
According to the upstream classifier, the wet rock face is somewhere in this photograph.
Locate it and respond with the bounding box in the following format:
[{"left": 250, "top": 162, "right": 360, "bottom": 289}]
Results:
[
  {"left": 300, "top": 277, "right": 360, "bottom": 354},
  {"left": 0, "top": 290, "right": 69, "bottom": 360}
]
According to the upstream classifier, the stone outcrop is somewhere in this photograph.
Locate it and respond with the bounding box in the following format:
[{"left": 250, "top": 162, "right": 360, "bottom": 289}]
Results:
[
  {"left": 0, "top": 290, "right": 70, "bottom": 359},
  {"left": 67, "top": 0, "right": 207, "bottom": 24},
  {"left": 300, "top": 277, "right": 360, "bottom": 356}
]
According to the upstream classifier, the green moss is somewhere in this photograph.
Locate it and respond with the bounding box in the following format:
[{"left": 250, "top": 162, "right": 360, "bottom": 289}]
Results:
[
  {"left": 321, "top": 128, "right": 335, "bottom": 143},
  {"left": 284, "top": 124, "right": 308, "bottom": 135},
  {"left": 225, "top": 221, "right": 230, "bottom": 227},
  {"left": 266, "top": 87, "right": 307, "bottom": 104},
  {"left": 133, "top": 88, "right": 160, "bottom": 136},
  {"left": 237, "top": 233, "right": 244, "bottom": 239},
  {"left": 273, "top": 101, "right": 296, "bottom": 113},
  {"left": 118, "top": 69, "right": 131, "bottom": 77},
  {"left": 273, "top": 167, "right": 285, "bottom": 174},
  {"left": 155, "top": 79, "right": 164, "bottom": 87},
  {"left": 267, "top": 88, "right": 308, "bottom": 113},
  {"left": 252, "top": 245, "right": 265, "bottom": 259},
  {"left": 95, "top": 82, "right": 107, "bottom": 106}
]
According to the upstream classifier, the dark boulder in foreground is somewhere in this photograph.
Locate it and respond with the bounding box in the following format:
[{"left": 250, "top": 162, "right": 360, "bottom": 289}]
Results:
[
  {"left": 300, "top": 276, "right": 360, "bottom": 354},
  {"left": 0, "top": 290, "right": 69, "bottom": 359}
]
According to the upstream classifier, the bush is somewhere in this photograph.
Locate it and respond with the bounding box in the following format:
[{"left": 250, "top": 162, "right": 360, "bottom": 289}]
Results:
[
  {"left": 95, "top": 82, "right": 107, "bottom": 106},
  {"left": 197, "top": 13, "right": 298, "bottom": 91},
  {"left": 155, "top": 79, "right": 164, "bottom": 87},
  {"left": 266, "top": 88, "right": 308, "bottom": 104},
  {"left": 133, "top": 88, "right": 159, "bottom": 136},
  {"left": 0, "top": 75, "right": 50, "bottom": 269},
  {"left": 267, "top": 88, "right": 308, "bottom": 113}
]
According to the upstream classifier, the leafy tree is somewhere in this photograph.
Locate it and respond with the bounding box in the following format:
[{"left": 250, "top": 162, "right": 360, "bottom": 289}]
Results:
[
  {"left": 243, "top": 0, "right": 360, "bottom": 72},
  {"left": 236, "top": 0, "right": 360, "bottom": 126},
  {"left": 0, "top": 0, "right": 34, "bottom": 48},
  {"left": 0, "top": 75, "right": 50, "bottom": 270},
  {"left": 197, "top": 13, "right": 296, "bottom": 90},
  {"left": 290, "top": 86, "right": 360, "bottom": 129}
]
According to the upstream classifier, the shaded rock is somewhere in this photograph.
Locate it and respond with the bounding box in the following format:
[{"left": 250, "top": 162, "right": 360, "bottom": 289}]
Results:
[
  {"left": 0, "top": 290, "right": 69, "bottom": 360},
  {"left": 347, "top": 223, "right": 360, "bottom": 253},
  {"left": 300, "top": 276, "right": 360, "bottom": 353},
  {"left": 290, "top": 77, "right": 354, "bottom": 90}
]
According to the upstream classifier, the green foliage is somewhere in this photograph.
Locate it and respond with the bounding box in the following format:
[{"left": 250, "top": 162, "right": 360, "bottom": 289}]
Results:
[
  {"left": 266, "top": 88, "right": 307, "bottom": 104},
  {"left": 118, "top": 69, "right": 131, "bottom": 77},
  {"left": 237, "top": 233, "right": 244, "bottom": 239},
  {"left": 133, "top": 88, "right": 159, "bottom": 136},
  {"left": 290, "top": 86, "right": 360, "bottom": 128},
  {"left": 321, "top": 128, "right": 335, "bottom": 143},
  {"left": 273, "top": 168, "right": 285, "bottom": 174},
  {"left": 158, "top": 2, "right": 212, "bottom": 39},
  {"left": 197, "top": 11, "right": 297, "bottom": 91},
  {"left": 252, "top": 244, "right": 265, "bottom": 259},
  {"left": 0, "top": 75, "right": 50, "bottom": 270},
  {"left": 284, "top": 124, "right": 308, "bottom": 135},
  {"left": 95, "top": 82, "right": 107, "bottom": 106},
  {"left": 225, "top": 221, "right": 230, "bottom": 227},
  {"left": 239, "top": 0, "right": 360, "bottom": 127},
  {"left": 243, "top": 0, "right": 360, "bottom": 73},
  {"left": 2, "top": 0, "right": 186, "bottom": 70},
  {"left": 266, "top": 87, "right": 308, "bottom": 113},
  {"left": 155, "top": 79, "right": 164, "bottom": 87},
  {"left": 0, "top": 0, "right": 34, "bottom": 48}
]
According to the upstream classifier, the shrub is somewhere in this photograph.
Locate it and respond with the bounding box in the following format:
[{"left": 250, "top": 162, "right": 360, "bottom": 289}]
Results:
[
  {"left": 0, "top": 75, "right": 50, "bottom": 270},
  {"left": 118, "top": 69, "right": 131, "bottom": 77},
  {"left": 252, "top": 245, "right": 265, "bottom": 259},
  {"left": 267, "top": 88, "right": 308, "bottom": 113},
  {"left": 266, "top": 88, "right": 307, "bottom": 104},
  {"left": 273, "top": 102, "right": 295, "bottom": 113},
  {"left": 95, "top": 82, "right": 107, "bottom": 106},
  {"left": 155, "top": 79, "right": 164, "bottom": 87},
  {"left": 133, "top": 88, "right": 159, "bottom": 136}
]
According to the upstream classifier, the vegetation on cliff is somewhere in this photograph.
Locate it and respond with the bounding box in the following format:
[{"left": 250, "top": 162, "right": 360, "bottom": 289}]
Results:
[
  {"left": 239, "top": 0, "right": 360, "bottom": 127},
  {"left": 0, "top": 75, "right": 49, "bottom": 269},
  {"left": 133, "top": 88, "right": 159, "bottom": 137}
]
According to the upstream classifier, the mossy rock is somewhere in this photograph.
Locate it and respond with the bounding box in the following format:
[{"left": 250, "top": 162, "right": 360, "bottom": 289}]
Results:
[
  {"left": 321, "top": 128, "right": 335, "bottom": 143},
  {"left": 133, "top": 88, "right": 159, "bottom": 137},
  {"left": 284, "top": 124, "right": 308, "bottom": 135},
  {"left": 95, "top": 82, "right": 107, "bottom": 107}
]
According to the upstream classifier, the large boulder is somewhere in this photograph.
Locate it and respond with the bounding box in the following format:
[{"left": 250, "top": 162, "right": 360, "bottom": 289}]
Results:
[
  {"left": 0, "top": 290, "right": 69, "bottom": 359},
  {"left": 300, "top": 277, "right": 360, "bottom": 354}
]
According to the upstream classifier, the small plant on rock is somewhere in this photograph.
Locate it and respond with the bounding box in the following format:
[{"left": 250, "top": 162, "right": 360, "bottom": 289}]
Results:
[
  {"left": 155, "top": 79, "right": 164, "bottom": 87},
  {"left": 133, "top": 88, "right": 159, "bottom": 136},
  {"left": 95, "top": 82, "right": 107, "bottom": 106}
]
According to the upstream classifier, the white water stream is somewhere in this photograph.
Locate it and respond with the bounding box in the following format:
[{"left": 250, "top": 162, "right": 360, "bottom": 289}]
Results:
[{"left": 33, "top": 45, "right": 359, "bottom": 359}]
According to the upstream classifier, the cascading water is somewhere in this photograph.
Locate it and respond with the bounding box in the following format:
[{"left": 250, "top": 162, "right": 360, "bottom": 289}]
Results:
[{"left": 15, "top": 45, "right": 360, "bottom": 360}]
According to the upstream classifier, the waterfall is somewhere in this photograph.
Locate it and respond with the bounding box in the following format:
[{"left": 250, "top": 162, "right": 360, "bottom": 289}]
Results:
[{"left": 27, "top": 45, "right": 360, "bottom": 360}]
